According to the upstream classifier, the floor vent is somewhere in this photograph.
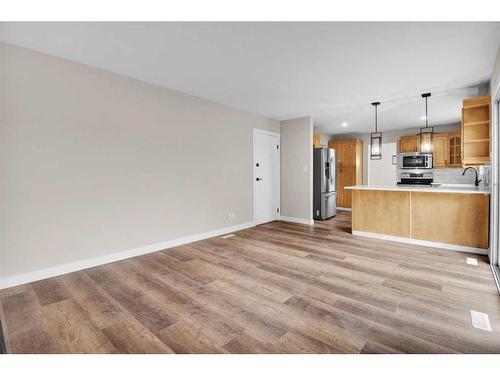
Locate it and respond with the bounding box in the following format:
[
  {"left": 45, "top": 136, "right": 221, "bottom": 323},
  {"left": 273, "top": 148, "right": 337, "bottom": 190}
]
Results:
[
  {"left": 466, "top": 257, "right": 478, "bottom": 266},
  {"left": 220, "top": 234, "right": 236, "bottom": 239},
  {"left": 470, "top": 310, "right": 492, "bottom": 332},
  {"left": 0, "top": 320, "right": 6, "bottom": 354}
]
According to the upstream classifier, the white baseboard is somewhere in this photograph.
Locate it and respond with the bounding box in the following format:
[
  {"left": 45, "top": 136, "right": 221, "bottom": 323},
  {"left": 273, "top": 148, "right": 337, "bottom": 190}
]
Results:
[
  {"left": 352, "top": 230, "right": 488, "bottom": 255},
  {"left": 279, "top": 216, "right": 314, "bottom": 225},
  {"left": 0, "top": 221, "right": 254, "bottom": 290},
  {"left": 337, "top": 207, "right": 352, "bottom": 212}
]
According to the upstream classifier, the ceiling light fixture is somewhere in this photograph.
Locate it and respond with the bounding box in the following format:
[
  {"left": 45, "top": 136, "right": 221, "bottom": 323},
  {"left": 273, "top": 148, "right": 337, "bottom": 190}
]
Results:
[
  {"left": 370, "top": 102, "right": 382, "bottom": 160},
  {"left": 420, "top": 93, "right": 434, "bottom": 154}
]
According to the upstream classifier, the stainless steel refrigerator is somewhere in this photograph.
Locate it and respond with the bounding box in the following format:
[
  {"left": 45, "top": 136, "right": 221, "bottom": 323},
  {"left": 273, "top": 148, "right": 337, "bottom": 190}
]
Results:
[{"left": 313, "top": 148, "right": 336, "bottom": 220}]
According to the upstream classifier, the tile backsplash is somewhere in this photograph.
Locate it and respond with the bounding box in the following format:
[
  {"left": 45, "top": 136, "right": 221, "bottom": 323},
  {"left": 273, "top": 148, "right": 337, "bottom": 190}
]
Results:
[
  {"left": 397, "top": 165, "right": 491, "bottom": 186},
  {"left": 432, "top": 168, "right": 475, "bottom": 184}
]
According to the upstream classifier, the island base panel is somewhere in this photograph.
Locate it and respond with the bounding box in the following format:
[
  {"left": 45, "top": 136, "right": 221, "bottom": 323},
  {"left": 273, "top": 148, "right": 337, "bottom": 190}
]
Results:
[
  {"left": 411, "top": 192, "right": 489, "bottom": 249},
  {"left": 351, "top": 189, "right": 489, "bottom": 250},
  {"left": 352, "top": 190, "right": 410, "bottom": 238}
]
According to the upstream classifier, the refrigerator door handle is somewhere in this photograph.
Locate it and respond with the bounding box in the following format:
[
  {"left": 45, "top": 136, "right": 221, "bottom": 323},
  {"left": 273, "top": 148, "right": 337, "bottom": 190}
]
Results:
[{"left": 330, "top": 157, "right": 335, "bottom": 186}]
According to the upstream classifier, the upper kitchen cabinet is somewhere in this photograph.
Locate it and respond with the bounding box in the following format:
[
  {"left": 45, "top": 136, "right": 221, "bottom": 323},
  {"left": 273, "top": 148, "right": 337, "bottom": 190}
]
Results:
[
  {"left": 447, "top": 130, "right": 462, "bottom": 167},
  {"left": 462, "top": 95, "right": 491, "bottom": 166},
  {"left": 399, "top": 135, "right": 420, "bottom": 153},
  {"left": 432, "top": 133, "right": 449, "bottom": 168},
  {"left": 432, "top": 131, "right": 462, "bottom": 168},
  {"left": 313, "top": 132, "right": 321, "bottom": 148},
  {"left": 328, "top": 139, "right": 363, "bottom": 208}
]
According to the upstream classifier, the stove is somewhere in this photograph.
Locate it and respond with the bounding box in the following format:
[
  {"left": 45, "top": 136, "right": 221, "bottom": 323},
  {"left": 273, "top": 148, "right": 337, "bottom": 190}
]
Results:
[{"left": 397, "top": 172, "right": 434, "bottom": 186}]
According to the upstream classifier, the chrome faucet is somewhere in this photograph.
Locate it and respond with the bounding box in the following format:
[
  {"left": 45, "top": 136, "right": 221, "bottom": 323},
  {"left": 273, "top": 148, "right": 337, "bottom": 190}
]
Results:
[{"left": 462, "top": 167, "right": 481, "bottom": 187}]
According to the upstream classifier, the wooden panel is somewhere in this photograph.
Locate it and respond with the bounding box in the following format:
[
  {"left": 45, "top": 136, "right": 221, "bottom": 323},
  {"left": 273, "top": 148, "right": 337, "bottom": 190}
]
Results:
[
  {"left": 399, "top": 136, "right": 419, "bottom": 153},
  {"left": 463, "top": 95, "right": 490, "bottom": 107},
  {"left": 352, "top": 190, "right": 410, "bottom": 237},
  {"left": 462, "top": 96, "right": 491, "bottom": 165},
  {"left": 342, "top": 167, "right": 355, "bottom": 208},
  {"left": 433, "top": 133, "right": 448, "bottom": 168},
  {"left": 341, "top": 142, "right": 356, "bottom": 167},
  {"left": 327, "top": 139, "right": 363, "bottom": 208},
  {"left": 411, "top": 192, "right": 489, "bottom": 249},
  {"left": 399, "top": 137, "right": 414, "bottom": 153},
  {"left": 464, "top": 141, "right": 489, "bottom": 158},
  {"left": 414, "top": 136, "right": 421, "bottom": 153},
  {"left": 341, "top": 142, "right": 356, "bottom": 208},
  {"left": 313, "top": 133, "right": 321, "bottom": 148},
  {"left": 355, "top": 141, "right": 364, "bottom": 184},
  {"left": 462, "top": 104, "right": 489, "bottom": 123},
  {"left": 336, "top": 172, "right": 343, "bottom": 206},
  {"left": 464, "top": 123, "right": 490, "bottom": 140},
  {"left": 448, "top": 131, "right": 461, "bottom": 167}
]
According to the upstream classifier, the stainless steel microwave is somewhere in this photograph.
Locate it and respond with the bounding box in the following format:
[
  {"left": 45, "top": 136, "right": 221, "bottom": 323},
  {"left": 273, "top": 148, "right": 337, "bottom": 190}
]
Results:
[{"left": 397, "top": 153, "right": 433, "bottom": 169}]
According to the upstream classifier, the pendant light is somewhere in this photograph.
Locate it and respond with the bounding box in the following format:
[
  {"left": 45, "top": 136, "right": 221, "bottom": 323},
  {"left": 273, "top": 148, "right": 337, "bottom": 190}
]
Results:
[
  {"left": 420, "top": 92, "right": 434, "bottom": 154},
  {"left": 370, "top": 102, "right": 382, "bottom": 160}
]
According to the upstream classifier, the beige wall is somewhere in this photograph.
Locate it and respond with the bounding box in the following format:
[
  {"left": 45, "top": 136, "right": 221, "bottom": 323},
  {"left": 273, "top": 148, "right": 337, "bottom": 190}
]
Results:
[
  {"left": 280, "top": 117, "right": 313, "bottom": 224},
  {"left": 0, "top": 42, "right": 279, "bottom": 282}
]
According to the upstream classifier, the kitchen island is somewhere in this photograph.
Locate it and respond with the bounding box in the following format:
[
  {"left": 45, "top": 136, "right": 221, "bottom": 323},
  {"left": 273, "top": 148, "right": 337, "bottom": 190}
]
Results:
[{"left": 345, "top": 185, "right": 490, "bottom": 254}]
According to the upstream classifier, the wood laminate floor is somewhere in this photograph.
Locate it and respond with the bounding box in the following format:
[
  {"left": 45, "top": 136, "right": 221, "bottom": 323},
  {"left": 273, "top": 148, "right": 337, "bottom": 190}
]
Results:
[{"left": 1, "top": 212, "right": 500, "bottom": 354}]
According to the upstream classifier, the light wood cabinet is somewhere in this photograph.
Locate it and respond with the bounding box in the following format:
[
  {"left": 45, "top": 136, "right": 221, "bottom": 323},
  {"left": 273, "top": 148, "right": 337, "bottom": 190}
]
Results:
[
  {"left": 351, "top": 189, "right": 489, "bottom": 250},
  {"left": 448, "top": 131, "right": 462, "bottom": 167},
  {"left": 411, "top": 192, "right": 489, "bottom": 249},
  {"left": 399, "top": 135, "right": 420, "bottom": 153},
  {"left": 398, "top": 131, "right": 462, "bottom": 168},
  {"left": 313, "top": 133, "right": 321, "bottom": 148},
  {"left": 432, "top": 133, "right": 448, "bottom": 168},
  {"left": 462, "top": 95, "right": 491, "bottom": 166},
  {"left": 432, "top": 131, "right": 462, "bottom": 168},
  {"left": 328, "top": 139, "right": 363, "bottom": 208}
]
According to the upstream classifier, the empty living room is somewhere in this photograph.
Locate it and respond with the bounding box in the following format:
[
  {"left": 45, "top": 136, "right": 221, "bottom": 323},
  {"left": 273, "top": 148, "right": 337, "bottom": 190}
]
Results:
[{"left": 1, "top": 1, "right": 500, "bottom": 374}]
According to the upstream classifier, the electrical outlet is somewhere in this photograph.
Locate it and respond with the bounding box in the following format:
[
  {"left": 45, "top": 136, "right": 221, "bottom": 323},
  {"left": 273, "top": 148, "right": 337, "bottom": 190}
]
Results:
[{"left": 227, "top": 212, "right": 235, "bottom": 220}]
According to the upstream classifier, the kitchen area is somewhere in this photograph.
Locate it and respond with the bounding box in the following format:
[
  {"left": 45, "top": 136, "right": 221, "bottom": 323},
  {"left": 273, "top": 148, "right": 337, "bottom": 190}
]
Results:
[{"left": 313, "top": 94, "right": 493, "bottom": 254}]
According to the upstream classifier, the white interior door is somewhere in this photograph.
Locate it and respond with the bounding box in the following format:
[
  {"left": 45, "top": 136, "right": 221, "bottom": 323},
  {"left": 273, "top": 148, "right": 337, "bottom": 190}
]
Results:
[{"left": 253, "top": 130, "right": 280, "bottom": 225}]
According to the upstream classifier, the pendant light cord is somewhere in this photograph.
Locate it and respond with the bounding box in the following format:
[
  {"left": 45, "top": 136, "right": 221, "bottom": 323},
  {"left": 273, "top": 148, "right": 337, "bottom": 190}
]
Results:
[
  {"left": 425, "top": 96, "right": 428, "bottom": 128},
  {"left": 371, "top": 101, "right": 380, "bottom": 132},
  {"left": 422, "top": 92, "right": 431, "bottom": 128}
]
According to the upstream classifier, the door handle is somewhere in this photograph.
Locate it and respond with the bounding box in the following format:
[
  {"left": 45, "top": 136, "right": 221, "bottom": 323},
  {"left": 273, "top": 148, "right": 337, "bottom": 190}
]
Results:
[{"left": 256, "top": 178, "right": 263, "bottom": 181}]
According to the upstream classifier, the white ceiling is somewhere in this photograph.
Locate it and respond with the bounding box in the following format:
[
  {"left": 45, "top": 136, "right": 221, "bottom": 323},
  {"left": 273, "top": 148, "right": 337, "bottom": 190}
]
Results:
[{"left": 1, "top": 22, "right": 499, "bottom": 134}]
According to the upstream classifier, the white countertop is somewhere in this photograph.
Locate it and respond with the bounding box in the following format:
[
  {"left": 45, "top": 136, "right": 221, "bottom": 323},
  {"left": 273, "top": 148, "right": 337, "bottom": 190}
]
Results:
[{"left": 345, "top": 184, "right": 491, "bottom": 195}]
